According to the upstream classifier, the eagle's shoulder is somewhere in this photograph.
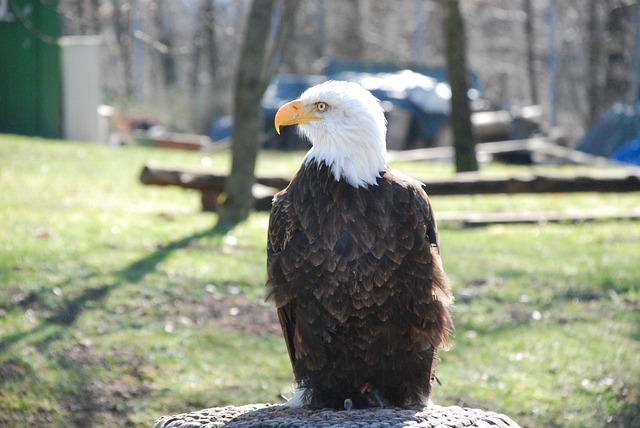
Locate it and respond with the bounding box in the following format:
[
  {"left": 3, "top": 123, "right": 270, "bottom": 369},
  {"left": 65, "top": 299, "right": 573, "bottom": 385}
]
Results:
[
  {"left": 268, "top": 161, "right": 334, "bottom": 253},
  {"left": 382, "top": 168, "right": 428, "bottom": 195},
  {"left": 380, "top": 169, "right": 434, "bottom": 229},
  {"left": 381, "top": 168, "right": 439, "bottom": 248}
]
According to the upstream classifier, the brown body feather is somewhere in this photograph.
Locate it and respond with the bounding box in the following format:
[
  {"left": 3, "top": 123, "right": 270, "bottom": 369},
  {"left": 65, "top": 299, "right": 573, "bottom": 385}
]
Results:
[{"left": 266, "top": 160, "right": 453, "bottom": 409}]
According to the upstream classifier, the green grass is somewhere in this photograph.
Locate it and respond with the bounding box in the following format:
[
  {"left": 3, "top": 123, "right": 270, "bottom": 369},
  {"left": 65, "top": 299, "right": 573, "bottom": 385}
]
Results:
[
  {"left": 434, "top": 221, "right": 639, "bottom": 427},
  {"left": 0, "top": 134, "right": 638, "bottom": 427}
]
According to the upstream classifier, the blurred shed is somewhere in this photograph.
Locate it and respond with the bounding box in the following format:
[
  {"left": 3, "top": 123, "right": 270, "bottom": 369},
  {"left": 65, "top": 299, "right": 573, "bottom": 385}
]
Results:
[{"left": 0, "top": 0, "right": 62, "bottom": 138}]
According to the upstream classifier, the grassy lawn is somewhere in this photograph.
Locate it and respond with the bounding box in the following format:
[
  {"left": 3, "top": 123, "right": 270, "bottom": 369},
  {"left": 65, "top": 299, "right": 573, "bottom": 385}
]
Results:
[{"left": 0, "top": 134, "right": 638, "bottom": 427}]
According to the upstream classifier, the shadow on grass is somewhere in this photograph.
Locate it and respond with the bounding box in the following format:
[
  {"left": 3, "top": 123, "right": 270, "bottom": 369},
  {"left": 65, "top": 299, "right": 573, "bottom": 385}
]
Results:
[
  {"left": 452, "top": 310, "right": 640, "bottom": 427},
  {"left": 0, "top": 221, "right": 240, "bottom": 352}
]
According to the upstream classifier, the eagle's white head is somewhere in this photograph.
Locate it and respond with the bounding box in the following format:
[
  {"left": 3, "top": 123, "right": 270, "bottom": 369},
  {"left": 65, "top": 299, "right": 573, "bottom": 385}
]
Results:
[{"left": 274, "top": 80, "right": 387, "bottom": 188}]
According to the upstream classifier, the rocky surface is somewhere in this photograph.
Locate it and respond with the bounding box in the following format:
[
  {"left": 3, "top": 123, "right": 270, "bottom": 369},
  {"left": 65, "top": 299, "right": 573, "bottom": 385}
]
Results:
[{"left": 155, "top": 403, "right": 521, "bottom": 428}]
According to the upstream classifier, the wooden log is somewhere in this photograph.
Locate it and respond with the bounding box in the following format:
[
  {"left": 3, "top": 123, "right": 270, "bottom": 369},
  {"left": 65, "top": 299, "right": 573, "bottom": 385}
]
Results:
[
  {"left": 423, "top": 171, "right": 640, "bottom": 195},
  {"left": 140, "top": 164, "right": 640, "bottom": 212},
  {"left": 140, "top": 164, "right": 290, "bottom": 191},
  {"left": 154, "top": 403, "right": 521, "bottom": 428},
  {"left": 140, "top": 165, "right": 283, "bottom": 212}
]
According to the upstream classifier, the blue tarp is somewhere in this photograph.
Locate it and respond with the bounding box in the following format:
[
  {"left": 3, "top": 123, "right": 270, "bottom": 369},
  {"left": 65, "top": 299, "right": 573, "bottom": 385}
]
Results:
[
  {"left": 212, "top": 61, "right": 485, "bottom": 148},
  {"left": 612, "top": 133, "right": 640, "bottom": 165},
  {"left": 576, "top": 104, "right": 640, "bottom": 160},
  {"left": 265, "top": 61, "right": 484, "bottom": 140}
]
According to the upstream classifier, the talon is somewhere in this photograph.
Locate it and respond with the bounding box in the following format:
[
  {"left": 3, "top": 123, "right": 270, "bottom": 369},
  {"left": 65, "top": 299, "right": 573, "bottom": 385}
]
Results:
[{"left": 344, "top": 398, "right": 353, "bottom": 411}]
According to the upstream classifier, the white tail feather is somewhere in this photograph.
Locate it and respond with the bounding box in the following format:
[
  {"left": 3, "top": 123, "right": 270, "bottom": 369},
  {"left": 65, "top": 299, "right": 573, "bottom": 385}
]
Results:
[{"left": 283, "top": 387, "right": 307, "bottom": 407}]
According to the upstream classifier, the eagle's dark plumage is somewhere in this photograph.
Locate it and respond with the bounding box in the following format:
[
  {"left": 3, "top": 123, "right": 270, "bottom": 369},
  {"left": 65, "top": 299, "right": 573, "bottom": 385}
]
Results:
[{"left": 266, "top": 81, "right": 453, "bottom": 409}]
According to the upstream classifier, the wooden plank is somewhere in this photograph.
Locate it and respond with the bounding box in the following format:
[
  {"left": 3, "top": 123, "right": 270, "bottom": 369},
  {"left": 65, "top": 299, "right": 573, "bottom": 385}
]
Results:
[{"left": 437, "top": 207, "right": 640, "bottom": 227}]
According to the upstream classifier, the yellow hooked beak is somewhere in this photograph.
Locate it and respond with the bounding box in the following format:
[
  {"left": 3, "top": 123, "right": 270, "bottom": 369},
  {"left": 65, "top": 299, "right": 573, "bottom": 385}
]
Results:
[{"left": 274, "top": 99, "right": 321, "bottom": 134}]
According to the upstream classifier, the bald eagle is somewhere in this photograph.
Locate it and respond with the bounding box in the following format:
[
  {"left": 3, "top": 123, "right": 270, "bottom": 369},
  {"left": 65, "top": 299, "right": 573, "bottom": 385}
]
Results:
[{"left": 267, "top": 80, "right": 453, "bottom": 410}]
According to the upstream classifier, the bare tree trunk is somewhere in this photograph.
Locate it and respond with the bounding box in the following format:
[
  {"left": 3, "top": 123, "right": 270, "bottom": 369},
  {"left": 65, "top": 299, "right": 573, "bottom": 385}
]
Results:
[
  {"left": 586, "top": 0, "right": 604, "bottom": 126},
  {"left": 190, "top": 0, "right": 213, "bottom": 92},
  {"left": 523, "top": 0, "right": 539, "bottom": 105},
  {"left": 443, "top": 0, "right": 478, "bottom": 173},
  {"left": 113, "top": 0, "right": 134, "bottom": 97},
  {"left": 152, "top": 0, "right": 175, "bottom": 88},
  {"left": 204, "top": 0, "right": 217, "bottom": 86},
  {"left": 341, "top": 0, "right": 364, "bottom": 61},
  {"left": 218, "top": 0, "right": 299, "bottom": 224}
]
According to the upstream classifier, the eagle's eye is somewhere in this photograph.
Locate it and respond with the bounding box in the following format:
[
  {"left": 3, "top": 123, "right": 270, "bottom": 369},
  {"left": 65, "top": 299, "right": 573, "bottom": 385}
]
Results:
[{"left": 315, "top": 102, "right": 328, "bottom": 112}]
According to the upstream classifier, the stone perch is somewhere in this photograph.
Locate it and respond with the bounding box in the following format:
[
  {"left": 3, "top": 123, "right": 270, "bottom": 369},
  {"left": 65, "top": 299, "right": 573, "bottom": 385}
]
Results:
[{"left": 155, "top": 403, "right": 521, "bottom": 428}]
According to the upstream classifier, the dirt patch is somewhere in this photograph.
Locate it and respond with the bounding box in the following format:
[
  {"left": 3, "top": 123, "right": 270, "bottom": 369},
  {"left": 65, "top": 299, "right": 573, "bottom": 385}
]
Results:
[
  {"left": 160, "top": 284, "right": 282, "bottom": 337},
  {"left": 202, "top": 291, "right": 281, "bottom": 336},
  {"left": 54, "top": 343, "right": 151, "bottom": 427},
  {"left": 0, "top": 359, "right": 30, "bottom": 381}
]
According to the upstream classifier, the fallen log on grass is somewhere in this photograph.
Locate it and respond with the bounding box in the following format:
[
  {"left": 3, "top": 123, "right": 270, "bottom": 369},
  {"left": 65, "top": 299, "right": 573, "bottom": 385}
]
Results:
[
  {"left": 423, "top": 170, "right": 640, "bottom": 195},
  {"left": 139, "top": 164, "right": 640, "bottom": 212},
  {"left": 139, "top": 164, "right": 289, "bottom": 211}
]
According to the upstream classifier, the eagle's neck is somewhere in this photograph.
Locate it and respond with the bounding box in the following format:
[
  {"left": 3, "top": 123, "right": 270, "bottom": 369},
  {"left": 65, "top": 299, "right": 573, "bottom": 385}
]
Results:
[{"left": 302, "top": 125, "right": 387, "bottom": 188}]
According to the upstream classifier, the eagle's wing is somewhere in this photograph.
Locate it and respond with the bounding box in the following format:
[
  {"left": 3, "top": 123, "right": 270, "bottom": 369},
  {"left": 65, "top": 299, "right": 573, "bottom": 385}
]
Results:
[
  {"left": 414, "top": 182, "right": 453, "bottom": 349},
  {"left": 422, "top": 183, "right": 440, "bottom": 250},
  {"left": 267, "top": 181, "right": 337, "bottom": 373},
  {"left": 267, "top": 191, "right": 298, "bottom": 368},
  {"left": 277, "top": 300, "right": 297, "bottom": 367},
  {"left": 381, "top": 171, "right": 452, "bottom": 351}
]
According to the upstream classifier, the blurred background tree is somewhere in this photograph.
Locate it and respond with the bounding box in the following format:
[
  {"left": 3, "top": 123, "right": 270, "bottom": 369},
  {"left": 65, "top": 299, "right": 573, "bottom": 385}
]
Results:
[
  {"left": 219, "top": 0, "right": 299, "bottom": 224},
  {"left": 443, "top": 0, "right": 478, "bottom": 173},
  {"left": 57, "top": 0, "right": 638, "bottom": 145}
]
